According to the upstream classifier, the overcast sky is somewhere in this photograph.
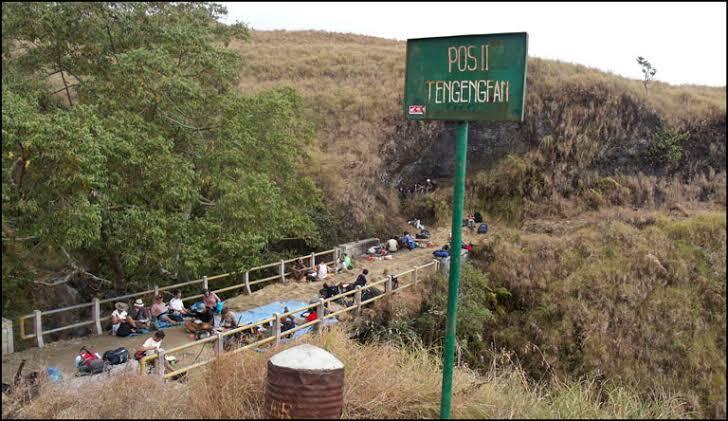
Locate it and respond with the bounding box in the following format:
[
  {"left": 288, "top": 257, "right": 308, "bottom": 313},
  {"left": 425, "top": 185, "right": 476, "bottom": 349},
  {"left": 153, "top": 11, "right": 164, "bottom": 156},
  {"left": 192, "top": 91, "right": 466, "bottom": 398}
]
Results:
[{"left": 220, "top": 2, "right": 726, "bottom": 87}]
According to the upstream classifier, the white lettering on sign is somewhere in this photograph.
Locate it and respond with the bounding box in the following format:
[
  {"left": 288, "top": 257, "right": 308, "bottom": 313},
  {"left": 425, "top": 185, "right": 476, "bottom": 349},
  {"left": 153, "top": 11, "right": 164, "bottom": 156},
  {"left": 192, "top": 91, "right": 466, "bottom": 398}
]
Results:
[
  {"left": 448, "top": 44, "right": 489, "bottom": 73},
  {"left": 429, "top": 43, "right": 510, "bottom": 105},
  {"left": 427, "top": 79, "right": 510, "bottom": 104}
]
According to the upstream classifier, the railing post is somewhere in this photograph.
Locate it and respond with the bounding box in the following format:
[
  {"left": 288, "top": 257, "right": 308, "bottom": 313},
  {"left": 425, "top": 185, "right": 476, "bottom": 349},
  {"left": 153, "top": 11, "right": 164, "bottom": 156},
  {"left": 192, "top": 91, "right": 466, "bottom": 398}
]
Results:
[
  {"left": 280, "top": 260, "right": 286, "bottom": 283},
  {"left": 154, "top": 285, "right": 159, "bottom": 297},
  {"left": 414, "top": 266, "right": 419, "bottom": 284},
  {"left": 244, "top": 271, "right": 251, "bottom": 295},
  {"left": 203, "top": 276, "right": 208, "bottom": 290},
  {"left": 385, "top": 276, "right": 393, "bottom": 295},
  {"left": 92, "top": 298, "right": 103, "bottom": 335},
  {"left": 156, "top": 349, "right": 166, "bottom": 378},
  {"left": 310, "top": 253, "right": 316, "bottom": 268},
  {"left": 273, "top": 312, "right": 281, "bottom": 346},
  {"left": 334, "top": 248, "right": 340, "bottom": 264},
  {"left": 315, "top": 298, "right": 326, "bottom": 332},
  {"left": 215, "top": 331, "right": 225, "bottom": 358},
  {"left": 33, "top": 310, "right": 44, "bottom": 348},
  {"left": 355, "top": 286, "right": 362, "bottom": 316}
]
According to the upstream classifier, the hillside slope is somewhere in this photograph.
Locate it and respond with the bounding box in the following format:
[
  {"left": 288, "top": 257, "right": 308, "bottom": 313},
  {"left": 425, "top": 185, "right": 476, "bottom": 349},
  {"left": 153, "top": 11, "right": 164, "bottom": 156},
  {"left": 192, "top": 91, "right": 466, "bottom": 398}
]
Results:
[{"left": 228, "top": 30, "right": 725, "bottom": 234}]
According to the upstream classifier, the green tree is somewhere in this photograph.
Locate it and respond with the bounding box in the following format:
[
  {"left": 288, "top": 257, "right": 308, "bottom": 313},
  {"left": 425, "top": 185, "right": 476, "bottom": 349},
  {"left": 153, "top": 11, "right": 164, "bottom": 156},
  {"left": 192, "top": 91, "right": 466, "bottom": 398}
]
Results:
[{"left": 2, "top": 3, "right": 325, "bottom": 302}]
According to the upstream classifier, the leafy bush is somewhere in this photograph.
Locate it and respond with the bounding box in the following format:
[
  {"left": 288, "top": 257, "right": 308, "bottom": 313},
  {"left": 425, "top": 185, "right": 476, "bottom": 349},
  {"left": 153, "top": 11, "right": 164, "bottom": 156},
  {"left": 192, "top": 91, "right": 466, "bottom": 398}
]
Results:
[{"left": 645, "top": 127, "right": 689, "bottom": 170}]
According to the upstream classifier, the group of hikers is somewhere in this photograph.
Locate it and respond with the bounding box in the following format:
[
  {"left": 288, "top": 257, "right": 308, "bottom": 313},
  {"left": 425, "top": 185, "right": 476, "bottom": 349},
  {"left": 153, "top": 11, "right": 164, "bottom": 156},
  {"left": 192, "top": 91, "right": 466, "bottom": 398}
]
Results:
[
  {"left": 33, "top": 231, "right": 471, "bottom": 382},
  {"left": 397, "top": 178, "right": 437, "bottom": 198},
  {"left": 290, "top": 254, "right": 354, "bottom": 283},
  {"left": 110, "top": 288, "right": 222, "bottom": 338}
]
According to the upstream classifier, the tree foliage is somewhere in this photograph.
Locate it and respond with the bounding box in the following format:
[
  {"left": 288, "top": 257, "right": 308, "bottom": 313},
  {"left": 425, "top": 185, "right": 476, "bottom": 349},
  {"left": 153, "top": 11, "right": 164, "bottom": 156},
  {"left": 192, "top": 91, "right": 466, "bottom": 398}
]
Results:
[
  {"left": 2, "top": 2, "right": 325, "bottom": 300},
  {"left": 636, "top": 56, "right": 657, "bottom": 94}
]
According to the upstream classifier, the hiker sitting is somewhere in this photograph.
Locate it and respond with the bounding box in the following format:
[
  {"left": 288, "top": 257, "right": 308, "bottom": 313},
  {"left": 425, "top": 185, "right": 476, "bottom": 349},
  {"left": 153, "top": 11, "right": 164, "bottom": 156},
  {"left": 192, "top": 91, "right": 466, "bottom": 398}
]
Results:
[
  {"left": 111, "top": 302, "right": 135, "bottom": 336},
  {"left": 184, "top": 302, "right": 214, "bottom": 339},
  {"left": 433, "top": 244, "right": 451, "bottom": 258},
  {"left": 386, "top": 237, "right": 399, "bottom": 253},
  {"left": 402, "top": 232, "right": 417, "bottom": 250},
  {"left": 75, "top": 346, "right": 104, "bottom": 376},
  {"left": 335, "top": 254, "right": 353, "bottom": 274},
  {"left": 168, "top": 289, "right": 191, "bottom": 319},
  {"left": 307, "top": 262, "right": 329, "bottom": 282},
  {"left": 135, "top": 331, "right": 175, "bottom": 373},
  {"left": 150, "top": 294, "right": 182, "bottom": 326},
  {"left": 338, "top": 269, "right": 368, "bottom": 293},
  {"left": 128, "top": 298, "right": 152, "bottom": 330},
  {"left": 202, "top": 288, "right": 222, "bottom": 313},
  {"left": 280, "top": 316, "right": 296, "bottom": 332},
  {"left": 319, "top": 282, "right": 341, "bottom": 299},
  {"left": 292, "top": 258, "right": 309, "bottom": 282},
  {"left": 219, "top": 307, "right": 239, "bottom": 330}
]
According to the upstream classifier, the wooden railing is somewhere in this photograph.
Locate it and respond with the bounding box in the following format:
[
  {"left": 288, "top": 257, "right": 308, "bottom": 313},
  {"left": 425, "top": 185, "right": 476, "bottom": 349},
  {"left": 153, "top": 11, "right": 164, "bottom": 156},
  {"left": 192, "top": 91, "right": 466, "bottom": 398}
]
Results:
[
  {"left": 18, "top": 248, "right": 339, "bottom": 348},
  {"left": 139, "top": 260, "right": 439, "bottom": 380}
]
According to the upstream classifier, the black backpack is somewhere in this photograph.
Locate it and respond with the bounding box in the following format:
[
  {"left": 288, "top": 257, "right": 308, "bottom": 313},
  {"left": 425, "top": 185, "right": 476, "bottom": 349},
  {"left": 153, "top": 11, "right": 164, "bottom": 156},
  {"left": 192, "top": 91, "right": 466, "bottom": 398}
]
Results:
[
  {"left": 416, "top": 230, "right": 431, "bottom": 239},
  {"left": 477, "top": 223, "right": 489, "bottom": 234},
  {"left": 103, "top": 347, "right": 129, "bottom": 365},
  {"left": 474, "top": 212, "right": 483, "bottom": 223},
  {"left": 116, "top": 322, "right": 132, "bottom": 337}
]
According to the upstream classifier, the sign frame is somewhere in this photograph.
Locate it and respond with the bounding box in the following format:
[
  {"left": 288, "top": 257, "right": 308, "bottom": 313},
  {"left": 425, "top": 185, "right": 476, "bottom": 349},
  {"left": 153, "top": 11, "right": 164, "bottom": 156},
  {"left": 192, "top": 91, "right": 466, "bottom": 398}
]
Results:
[{"left": 404, "top": 32, "right": 528, "bottom": 122}]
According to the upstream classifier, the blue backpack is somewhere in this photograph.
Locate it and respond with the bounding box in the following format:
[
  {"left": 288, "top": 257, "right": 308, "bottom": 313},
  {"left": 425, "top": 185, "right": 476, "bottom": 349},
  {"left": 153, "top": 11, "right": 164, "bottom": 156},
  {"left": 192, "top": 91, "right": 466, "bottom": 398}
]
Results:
[
  {"left": 433, "top": 250, "right": 450, "bottom": 258},
  {"left": 477, "top": 223, "right": 489, "bottom": 234}
]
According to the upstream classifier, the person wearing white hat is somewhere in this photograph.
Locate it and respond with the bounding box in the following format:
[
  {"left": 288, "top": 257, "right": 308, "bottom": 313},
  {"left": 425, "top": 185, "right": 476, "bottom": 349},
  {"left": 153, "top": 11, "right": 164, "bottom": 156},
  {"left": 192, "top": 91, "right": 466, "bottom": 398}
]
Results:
[{"left": 128, "top": 298, "right": 151, "bottom": 330}]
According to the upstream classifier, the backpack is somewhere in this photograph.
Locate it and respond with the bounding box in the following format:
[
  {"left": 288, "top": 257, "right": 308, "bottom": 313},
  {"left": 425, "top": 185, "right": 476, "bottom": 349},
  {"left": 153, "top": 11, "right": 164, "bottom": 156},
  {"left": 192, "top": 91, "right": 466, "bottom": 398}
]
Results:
[
  {"left": 103, "top": 347, "right": 129, "bottom": 365},
  {"left": 433, "top": 250, "right": 450, "bottom": 258},
  {"left": 116, "top": 322, "right": 132, "bottom": 337},
  {"left": 78, "top": 351, "right": 105, "bottom": 375},
  {"left": 474, "top": 212, "right": 483, "bottom": 223},
  {"left": 477, "top": 223, "right": 489, "bottom": 234}
]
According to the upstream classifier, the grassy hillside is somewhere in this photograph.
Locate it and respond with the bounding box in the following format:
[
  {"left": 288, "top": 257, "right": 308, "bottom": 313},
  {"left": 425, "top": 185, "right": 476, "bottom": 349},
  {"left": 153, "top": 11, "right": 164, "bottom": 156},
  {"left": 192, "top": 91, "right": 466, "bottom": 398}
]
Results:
[
  {"left": 364, "top": 209, "right": 726, "bottom": 418},
  {"left": 227, "top": 30, "right": 726, "bottom": 237}
]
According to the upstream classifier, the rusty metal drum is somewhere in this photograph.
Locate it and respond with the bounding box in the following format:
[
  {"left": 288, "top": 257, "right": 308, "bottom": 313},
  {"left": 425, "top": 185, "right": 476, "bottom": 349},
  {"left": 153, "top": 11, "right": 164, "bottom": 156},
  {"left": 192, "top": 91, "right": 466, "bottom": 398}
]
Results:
[{"left": 265, "top": 344, "right": 345, "bottom": 419}]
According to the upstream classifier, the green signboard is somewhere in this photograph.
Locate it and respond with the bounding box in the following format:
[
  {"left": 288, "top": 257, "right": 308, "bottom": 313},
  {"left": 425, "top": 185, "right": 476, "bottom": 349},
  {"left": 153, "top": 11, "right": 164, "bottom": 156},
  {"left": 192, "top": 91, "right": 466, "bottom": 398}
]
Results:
[{"left": 404, "top": 32, "right": 528, "bottom": 121}]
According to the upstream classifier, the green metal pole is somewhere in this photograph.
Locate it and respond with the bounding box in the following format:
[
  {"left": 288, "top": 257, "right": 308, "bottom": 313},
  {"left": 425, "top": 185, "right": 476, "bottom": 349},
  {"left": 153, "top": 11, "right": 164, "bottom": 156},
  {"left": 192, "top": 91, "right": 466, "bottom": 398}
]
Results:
[{"left": 440, "top": 120, "right": 469, "bottom": 419}]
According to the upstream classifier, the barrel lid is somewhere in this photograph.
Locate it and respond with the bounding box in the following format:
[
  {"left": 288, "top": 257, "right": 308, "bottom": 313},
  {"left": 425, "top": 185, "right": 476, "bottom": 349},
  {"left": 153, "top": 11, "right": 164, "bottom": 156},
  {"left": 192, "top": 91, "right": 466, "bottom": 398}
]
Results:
[{"left": 269, "top": 344, "right": 344, "bottom": 370}]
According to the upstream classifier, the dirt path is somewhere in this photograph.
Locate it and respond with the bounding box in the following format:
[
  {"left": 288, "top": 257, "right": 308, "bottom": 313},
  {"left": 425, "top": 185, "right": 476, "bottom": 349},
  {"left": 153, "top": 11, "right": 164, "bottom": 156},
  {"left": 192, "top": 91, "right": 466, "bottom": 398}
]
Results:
[{"left": 2, "top": 226, "right": 472, "bottom": 384}]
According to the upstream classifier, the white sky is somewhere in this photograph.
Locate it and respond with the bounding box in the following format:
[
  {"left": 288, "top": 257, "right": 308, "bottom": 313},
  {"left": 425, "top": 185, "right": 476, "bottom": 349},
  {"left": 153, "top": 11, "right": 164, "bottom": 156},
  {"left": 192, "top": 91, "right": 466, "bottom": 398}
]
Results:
[{"left": 220, "top": 2, "right": 727, "bottom": 87}]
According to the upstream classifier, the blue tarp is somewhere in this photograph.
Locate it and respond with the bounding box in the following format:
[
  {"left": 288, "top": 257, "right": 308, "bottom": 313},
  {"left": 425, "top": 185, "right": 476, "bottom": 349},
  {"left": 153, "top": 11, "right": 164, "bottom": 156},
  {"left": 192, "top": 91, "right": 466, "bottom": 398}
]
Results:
[{"left": 232, "top": 300, "right": 337, "bottom": 340}]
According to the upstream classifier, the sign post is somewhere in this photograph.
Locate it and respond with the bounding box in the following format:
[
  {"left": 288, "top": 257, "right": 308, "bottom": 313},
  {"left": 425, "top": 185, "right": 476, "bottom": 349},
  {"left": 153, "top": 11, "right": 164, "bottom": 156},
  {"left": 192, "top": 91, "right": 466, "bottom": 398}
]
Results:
[{"left": 404, "top": 32, "right": 527, "bottom": 419}]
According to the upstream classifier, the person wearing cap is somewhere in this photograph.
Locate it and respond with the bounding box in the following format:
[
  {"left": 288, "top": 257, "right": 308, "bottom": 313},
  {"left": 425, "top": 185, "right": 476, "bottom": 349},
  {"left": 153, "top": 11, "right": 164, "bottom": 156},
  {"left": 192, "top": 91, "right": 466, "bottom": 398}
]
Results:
[
  {"left": 128, "top": 298, "right": 151, "bottom": 330},
  {"left": 111, "top": 302, "right": 129, "bottom": 336}
]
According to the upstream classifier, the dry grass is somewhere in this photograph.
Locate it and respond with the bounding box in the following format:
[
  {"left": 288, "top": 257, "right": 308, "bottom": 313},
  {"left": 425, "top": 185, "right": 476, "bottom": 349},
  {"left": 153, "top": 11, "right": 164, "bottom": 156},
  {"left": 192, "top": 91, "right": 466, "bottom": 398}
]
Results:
[
  {"left": 468, "top": 209, "right": 726, "bottom": 418},
  {"left": 2, "top": 325, "right": 691, "bottom": 419},
  {"left": 225, "top": 30, "right": 725, "bottom": 239}
]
